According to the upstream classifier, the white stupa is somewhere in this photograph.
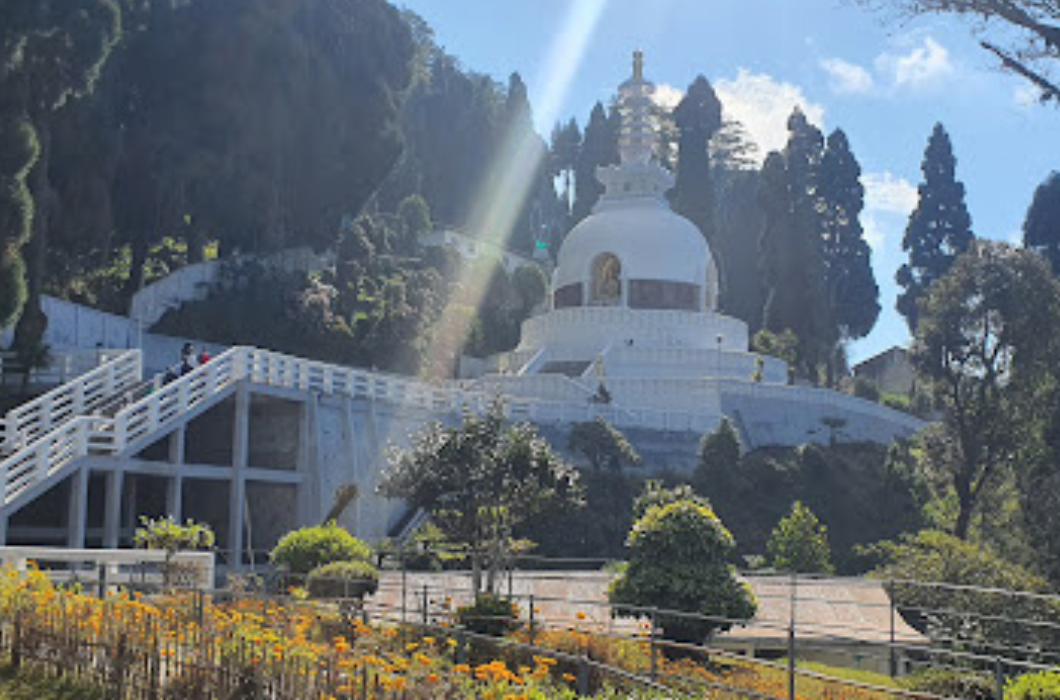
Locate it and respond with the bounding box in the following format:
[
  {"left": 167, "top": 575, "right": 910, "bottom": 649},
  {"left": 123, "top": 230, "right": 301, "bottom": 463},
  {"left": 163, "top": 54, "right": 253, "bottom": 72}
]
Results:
[
  {"left": 478, "top": 52, "right": 788, "bottom": 405},
  {"left": 473, "top": 52, "right": 921, "bottom": 446}
]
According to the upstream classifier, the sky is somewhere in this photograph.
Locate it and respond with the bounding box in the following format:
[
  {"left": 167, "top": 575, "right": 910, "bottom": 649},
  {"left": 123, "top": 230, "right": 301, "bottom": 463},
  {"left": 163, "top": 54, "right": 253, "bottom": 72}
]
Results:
[{"left": 398, "top": 0, "right": 1058, "bottom": 364}]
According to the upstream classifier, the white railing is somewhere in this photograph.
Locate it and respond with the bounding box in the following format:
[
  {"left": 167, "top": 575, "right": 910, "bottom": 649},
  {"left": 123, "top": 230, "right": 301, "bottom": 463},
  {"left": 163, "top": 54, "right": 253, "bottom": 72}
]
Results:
[
  {"left": 0, "top": 344, "right": 927, "bottom": 518},
  {"left": 0, "top": 546, "right": 214, "bottom": 589},
  {"left": 0, "top": 350, "right": 141, "bottom": 454}
]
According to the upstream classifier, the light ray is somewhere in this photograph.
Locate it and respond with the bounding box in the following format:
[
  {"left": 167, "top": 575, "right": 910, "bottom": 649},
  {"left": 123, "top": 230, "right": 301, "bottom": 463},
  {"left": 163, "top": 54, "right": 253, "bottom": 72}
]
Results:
[{"left": 421, "top": 0, "right": 611, "bottom": 379}]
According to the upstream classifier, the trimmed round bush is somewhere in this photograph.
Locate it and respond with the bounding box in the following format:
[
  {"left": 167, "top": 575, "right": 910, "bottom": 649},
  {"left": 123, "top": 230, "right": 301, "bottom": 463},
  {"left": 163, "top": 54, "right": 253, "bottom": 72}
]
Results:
[
  {"left": 1008, "top": 671, "right": 1060, "bottom": 700},
  {"left": 306, "top": 561, "right": 379, "bottom": 599},
  {"left": 456, "top": 593, "right": 521, "bottom": 637},
  {"left": 270, "top": 524, "right": 372, "bottom": 575},
  {"left": 902, "top": 669, "right": 994, "bottom": 700}
]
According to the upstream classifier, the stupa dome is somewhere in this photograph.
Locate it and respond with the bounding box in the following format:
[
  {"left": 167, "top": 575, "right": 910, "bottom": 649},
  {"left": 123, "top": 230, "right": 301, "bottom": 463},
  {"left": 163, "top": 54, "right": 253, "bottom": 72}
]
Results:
[{"left": 551, "top": 51, "right": 718, "bottom": 312}]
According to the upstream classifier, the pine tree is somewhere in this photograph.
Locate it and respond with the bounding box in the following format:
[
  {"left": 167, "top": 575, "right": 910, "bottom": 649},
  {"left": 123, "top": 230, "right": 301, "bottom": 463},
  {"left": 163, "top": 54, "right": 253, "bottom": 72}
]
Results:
[
  {"left": 818, "top": 129, "right": 879, "bottom": 344},
  {"left": 572, "top": 102, "right": 618, "bottom": 225},
  {"left": 672, "top": 75, "right": 723, "bottom": 237},
  {"left": 768, "top": 501, "right": 834, "bottom": 574},
  {"left": 758, "top": 109, "right": 832, "bottom": 379},
  {"left": 1023, "top": 171, "right": 1060, "bottom": 276},
  {"left": 549, "top": 118, "right": 581, "bottom": 216},
  {"left": 896, "top": 123, "right": 974, "bottom": 333}
]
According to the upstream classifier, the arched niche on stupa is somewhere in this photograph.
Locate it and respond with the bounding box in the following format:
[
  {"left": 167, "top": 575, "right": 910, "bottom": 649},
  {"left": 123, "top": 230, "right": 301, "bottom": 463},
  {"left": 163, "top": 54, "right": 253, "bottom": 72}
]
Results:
[{"left": 590, "top": 253, "right": 623, "bottom": 306}]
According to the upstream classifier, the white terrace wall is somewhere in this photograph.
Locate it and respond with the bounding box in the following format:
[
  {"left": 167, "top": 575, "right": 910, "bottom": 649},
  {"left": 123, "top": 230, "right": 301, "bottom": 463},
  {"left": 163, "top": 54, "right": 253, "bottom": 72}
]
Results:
[{"left": 0, "top": 296, "right": 225, "bottom": 375}]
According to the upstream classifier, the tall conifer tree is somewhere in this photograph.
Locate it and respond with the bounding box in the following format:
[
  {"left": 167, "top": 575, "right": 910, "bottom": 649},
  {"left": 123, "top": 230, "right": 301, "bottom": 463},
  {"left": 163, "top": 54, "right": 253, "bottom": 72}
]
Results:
[
  {"left": 1, "top": 0, "right": 121, "bottom": 334},
  {"left": 896, "top": 123, "right": 974, "bottom": 333},
  {"left": 1023, "top": 171, "right": 1060, "bottom": 276},
  {"left": 672, "top": 76, "right": 723, "bottom": 236},
  {"left": 758, "top": 109, "right": 831, "bottom": 379},
  {"left": 819, "top": 129, "right": 879, "bottom": 343},
  {"left": 572, "top": 102, "right": 618, "bottom": 225}
]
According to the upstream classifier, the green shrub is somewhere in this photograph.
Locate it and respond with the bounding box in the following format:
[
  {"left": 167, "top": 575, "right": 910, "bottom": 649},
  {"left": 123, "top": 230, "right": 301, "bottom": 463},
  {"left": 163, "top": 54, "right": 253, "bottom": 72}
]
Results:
[
  {"left": 902, "top": 669, "right": 995, "bottom": 700},
  {"left": 270, "top": 524, "right": 372, "bottom": 575},
  {"left": 305, "top": 561, "right": 379, "bottom": 599},
  {"left": 457, "top": 593, "right": 521, "bottom": 637},
  {"left": 1008, "top": 671, "right": 1060, "bottom": 700}
]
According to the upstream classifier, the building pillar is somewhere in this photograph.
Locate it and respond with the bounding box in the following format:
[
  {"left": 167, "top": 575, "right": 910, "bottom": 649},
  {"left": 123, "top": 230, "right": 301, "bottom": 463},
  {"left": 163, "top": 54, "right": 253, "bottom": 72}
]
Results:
[
  {"left": 102, "top": 470, "right": 124, "bottom": 549},
  {"left": 67, "top": 468, "right": 88, "bottom": 549},
  {"left": 228, "top": 474, "right": 246, "bottom": 572},
  {"left": 167, "top": 426, "right": 186, "bottom": 521},
  {"left": 0, "top": 513, "right": 9, "bottom": 546},
  {"left": 228, "top": 386, "right": 250, "bottom": 571}
]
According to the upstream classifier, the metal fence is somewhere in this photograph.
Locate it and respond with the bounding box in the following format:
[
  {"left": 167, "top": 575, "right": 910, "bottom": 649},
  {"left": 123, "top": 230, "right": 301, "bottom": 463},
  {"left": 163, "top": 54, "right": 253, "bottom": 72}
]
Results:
[{"left": 2, "top": 559, "right": 1058, "bottom": 700}]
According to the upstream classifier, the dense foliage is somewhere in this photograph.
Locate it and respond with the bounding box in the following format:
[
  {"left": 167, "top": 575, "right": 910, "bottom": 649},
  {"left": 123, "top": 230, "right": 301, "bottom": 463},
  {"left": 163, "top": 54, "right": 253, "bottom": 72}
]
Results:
[
  {"left": 568, "top": 419, "right": 642, "bottom": 473},
  {"left": 912, "top": 242, "right": 1060, "bottom": 538},
  {"left": 896, "top": 123, "right": 975, "bottom": 333},
  {"left": 1024, "top": 171, "right": 1060, "bottom": 276},
  {"left": 379, "top": 403, "right": 583, "bottom": 593},
  {"left": 609, "top": 488, "right": 757, "bottom": 645},
  {"left": 867, "top": 530, "right": 1060, "bottom": 662},
  {"left": 270, "top": 523, "right": 373, "bottom": 576},
  {"left": 305, "top": 560, "right": 380, "bottom": 600},
  {"left": 767, "top": 501, "right": 834, "bottom": 574},
  {"left": 697, "top": 441, "right": 927, "bottom": 572},
  {"left": 1008, "top": 671, "right": 1060, "bottom": 700}
]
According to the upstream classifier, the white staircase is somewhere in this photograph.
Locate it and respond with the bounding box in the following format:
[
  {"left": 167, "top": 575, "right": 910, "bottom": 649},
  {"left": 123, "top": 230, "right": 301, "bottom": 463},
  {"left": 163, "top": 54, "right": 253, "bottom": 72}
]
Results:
[
  {"left": 1, "top": 350, "right": 141, "bottom": 455},
  {"left": 0, "top": 345, "right": 722, "bottom": 527}
]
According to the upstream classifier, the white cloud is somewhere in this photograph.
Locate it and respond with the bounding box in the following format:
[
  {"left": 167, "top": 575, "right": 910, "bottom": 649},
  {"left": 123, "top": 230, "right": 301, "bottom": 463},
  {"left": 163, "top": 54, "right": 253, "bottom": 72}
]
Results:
[
  {"left": 862, "top": 214, "right": 887, "bottom": 252},
  {"left": 819, "top": 58, "right": 874, "bottom": 95},
  {"left": 714, "top": 69, "right": 826, "bottom": 161},
  {"left": 1014, "top": 83, "right": 1044, "bottom": 108},
  {"left": 652, "top": 83, "right": 684, "bottom": 110},
  {"left": 875, "top": 37, "right": 954, "bottom": 89},
  {"left": 862, "top": 172, "right": 918, "bottom": 215}
]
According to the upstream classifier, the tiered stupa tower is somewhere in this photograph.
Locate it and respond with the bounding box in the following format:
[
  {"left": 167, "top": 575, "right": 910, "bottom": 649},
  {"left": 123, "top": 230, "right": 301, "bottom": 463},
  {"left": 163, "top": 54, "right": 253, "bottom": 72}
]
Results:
[{"left": 473, "top": 52, "right": 791, "bottom": 407}]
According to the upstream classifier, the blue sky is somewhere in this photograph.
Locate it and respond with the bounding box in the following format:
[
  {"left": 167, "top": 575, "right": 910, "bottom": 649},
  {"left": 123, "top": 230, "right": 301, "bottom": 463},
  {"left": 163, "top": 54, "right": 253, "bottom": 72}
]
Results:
[{"left": 399, "top": 0, "right": 1058, "bottom": 363}]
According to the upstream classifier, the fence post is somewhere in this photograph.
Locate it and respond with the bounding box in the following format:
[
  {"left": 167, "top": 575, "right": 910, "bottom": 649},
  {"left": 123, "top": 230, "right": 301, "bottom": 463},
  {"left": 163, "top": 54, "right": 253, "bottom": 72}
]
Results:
[
  {"left": 400, "top": 557, "right": 408, "bottom": 625},
  {"left": 649, "top": 608, "right": 658, "bottom": 682},
  {"left": 528, "top": 594, "right": 536, "bottom": 647},
  {"left": 788, "top": 572, "right": 797, "bottom": 700},
  {"left": 578, "top": 655, "right": 589, "bottom": 696},
  {"left": 995, "top": 657, "right": 1005, "bottom": 700},
  {"left": 422, "top": 583, "right": 429, "bottom": 628},
  {"left": 888, "top": 579, "right": 898, "bottom": 677}
]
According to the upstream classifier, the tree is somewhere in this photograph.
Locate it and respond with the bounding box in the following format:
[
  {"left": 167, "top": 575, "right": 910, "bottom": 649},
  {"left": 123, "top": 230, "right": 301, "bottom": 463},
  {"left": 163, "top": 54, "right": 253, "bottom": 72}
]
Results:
[
  {"left": 549, "top": 118, "right": 581, "bottom": 216},
  {"left": 896, "top": 124, "right": 975, "bottom": 333},
  {"left": 1023, "top": 171, "right": 1060, "bottom": 276},
  {"left": 609, "top": 492, "right": 757, "bottom": 645},
  {"left": 572, "top": 102, "right": 619, "bottom": 225},
  {"left": 695, "top": 418, "right": 742, "bottom": 494},
  {"left": 856, "top": 0, "right": 1059, "bottom": 104},
  {"left": 767, "top": 501, "right": 834, "bottom": 574},
  {"left": 0, "top": 0, "right": 121, "bottom": 335},
  {"left": 567, "top": 418, "right": 642, "bottom": 472},
  {"left": 818, "top": 129, "right": 879, "bottom": 345},
  {"left": 758, "top": 110, "right": 832, "bottom": 379},
  {"left": 913, "top": 242, "right": 1060, "bottom": 539},
  {"left": 672, "top": 75, "right": 723, "bottom": 238},
  {"left": 379, "top": 403, "right": 583, "bottom": 594},
  {"left": 867, "top": 530, "right": 1060, "bottom": 661}
]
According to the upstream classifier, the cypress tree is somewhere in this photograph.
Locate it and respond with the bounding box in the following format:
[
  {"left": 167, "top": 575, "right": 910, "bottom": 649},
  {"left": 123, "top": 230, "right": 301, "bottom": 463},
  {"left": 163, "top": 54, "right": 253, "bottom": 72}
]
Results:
[
  {"left": 758, "top": 109, "right": 831, "bottom": 379},
  {"left": 1023, "top": 171, "right": 1060, "bottom": 276},
  {"left": 672, "top": 75, "right": 723, "bottom": 236},
  {"left": 896, "top": 123, "right": 974, "bottom": 333},
  {"left": 819, "top": 129, "right": 879, "bottom": 343},
  {"left": 6, "top": 0, "right": 121, "bottom": 348},
  {"left": 572, "top": 102, "right": 619, "bottom": 225}
]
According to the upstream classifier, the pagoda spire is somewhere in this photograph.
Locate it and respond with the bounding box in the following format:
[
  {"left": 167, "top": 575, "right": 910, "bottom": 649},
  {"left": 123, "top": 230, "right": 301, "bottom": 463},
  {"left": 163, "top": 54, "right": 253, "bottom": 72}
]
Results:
[{"left": 618, "top": 50, "right": 657, "bottom": 165}]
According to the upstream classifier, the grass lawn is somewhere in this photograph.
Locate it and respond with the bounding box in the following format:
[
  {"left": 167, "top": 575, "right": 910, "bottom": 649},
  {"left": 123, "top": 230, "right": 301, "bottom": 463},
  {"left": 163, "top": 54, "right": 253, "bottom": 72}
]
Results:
[{"left": 0, "top": 666, "right": 103, "bottom": 700}]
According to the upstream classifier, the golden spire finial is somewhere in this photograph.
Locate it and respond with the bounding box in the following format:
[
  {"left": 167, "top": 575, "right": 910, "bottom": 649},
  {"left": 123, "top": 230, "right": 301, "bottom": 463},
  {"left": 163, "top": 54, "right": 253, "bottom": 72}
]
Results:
[{"left": 633, "top": 50, "right": 644, "bottom": 81}]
